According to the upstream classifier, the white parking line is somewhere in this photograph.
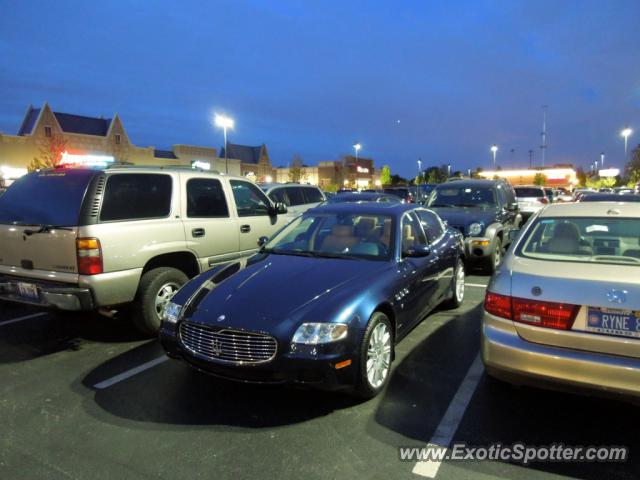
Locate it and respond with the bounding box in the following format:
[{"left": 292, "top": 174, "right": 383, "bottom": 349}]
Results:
[
  {"left": 412, "top": 353, "right": 484, "bottom": 478},
  {"left": 0, "top": 312, "right": 48, "bottom": 327},
  {"left": 94, "top": 355, "right": 168, "bottom": 390},
  {"left": 465, "top": 283, "right": 487, "bottom": 288}
]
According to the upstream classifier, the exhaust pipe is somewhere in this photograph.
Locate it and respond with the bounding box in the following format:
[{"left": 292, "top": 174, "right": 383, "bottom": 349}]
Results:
[{"left": 98, "top": 308, "right": 119, "bottom": 320}]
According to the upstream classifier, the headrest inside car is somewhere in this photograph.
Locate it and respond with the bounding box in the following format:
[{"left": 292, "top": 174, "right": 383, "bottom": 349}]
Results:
[{"left": 332, "top": 225, "right": 353, "bottom": 237}]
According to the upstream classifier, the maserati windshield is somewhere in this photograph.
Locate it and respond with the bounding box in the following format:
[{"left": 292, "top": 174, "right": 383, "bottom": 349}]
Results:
[{"left": 264, "top": 213, "right": 394, "bottom": 260}]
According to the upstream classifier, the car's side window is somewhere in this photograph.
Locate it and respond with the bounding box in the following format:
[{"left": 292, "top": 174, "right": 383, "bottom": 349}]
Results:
[
  {"left": 417, "top": 210, "right": 444, "bottom": 243},
  {"left": 186, "top": 178, "right": 229, "bottom": 218},
  {"left": 496, "top": 187, "right": 508, "bottom": 208},
  {"left": 401, "top": 212, "right": 427, "bottom": 251},
  {"left": 303, "top": 187, "right": 324, "bottom": 204},
  {"left": 100, "top": 173, "right": 172, "bottom": 221},
  {"left": 230, "top": 180, "right": 271, "bottom": 217},
  {"left": 285, "top": 187, "right": 306, "bottom": 206},
  {"left": 269, "top": 188, "right": 290, "bottom": 206}
]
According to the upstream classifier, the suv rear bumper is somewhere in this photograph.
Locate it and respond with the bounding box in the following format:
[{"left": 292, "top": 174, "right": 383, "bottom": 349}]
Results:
[{"left": 0, "top": 276, "right": 94, "bottom": 310}]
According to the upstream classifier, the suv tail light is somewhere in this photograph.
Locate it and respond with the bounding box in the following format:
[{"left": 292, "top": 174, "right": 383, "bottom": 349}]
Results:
[
  {"left": 76, "top": 237, "right": 103, "bottom": 275},
  {"left": 538, "top": 196, "right": 549, "bottom": 204},
  {"left": 484, "top": 291, "right": 579, "bottom": 330}
]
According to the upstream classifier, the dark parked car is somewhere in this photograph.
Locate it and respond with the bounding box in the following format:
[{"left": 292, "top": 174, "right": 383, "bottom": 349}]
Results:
[
  {"left": 383, "top": 187, "right": 414, "bottom": 203},
  {"left": 160, "top": 203, "right": 465, "bottom": 398},
  {"left": 326, "top": 192, "right": 401, "bottom": 204},
  {"left": 426, "top": 179, "right": 521, "bottom": 273},
  {"left": 578, "top": 193, "right": 640, "bottom": 202}
]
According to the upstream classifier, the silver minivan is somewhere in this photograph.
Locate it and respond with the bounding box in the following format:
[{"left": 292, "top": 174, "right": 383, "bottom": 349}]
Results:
[{"left": 0, "top": 166, "right": 289, "bottom": 334}]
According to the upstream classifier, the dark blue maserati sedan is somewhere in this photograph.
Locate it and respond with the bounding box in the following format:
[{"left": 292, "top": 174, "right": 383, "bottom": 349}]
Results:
[{"left": 159, "top": 203, "right": 465, "bottom": 398}]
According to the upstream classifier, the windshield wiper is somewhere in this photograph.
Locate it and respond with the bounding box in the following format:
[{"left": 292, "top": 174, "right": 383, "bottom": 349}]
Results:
[
  {"left": 263, "top": 248, "right": 316, "bottom": 257},
  {"left": 312, "top": 252, "right": 355, "bottom": 259},
  {"left": 23, "top": 224, "right": 74, "bottom": 236}
]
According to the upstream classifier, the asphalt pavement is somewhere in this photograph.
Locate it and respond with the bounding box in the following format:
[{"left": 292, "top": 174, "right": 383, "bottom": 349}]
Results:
[{"left": 1, "top": 275, "right": 638, "bottom": 480}]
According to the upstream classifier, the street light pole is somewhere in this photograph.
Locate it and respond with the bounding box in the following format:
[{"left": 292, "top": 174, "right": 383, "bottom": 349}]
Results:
[
  {"left": 353, "top": 143, "right": 361, "bottom": 189},
  {"left": 621, "top": 127, "right": 633, "bottom": 160},
  {"left": 491, "top": 144, "right": 498, "bottom": 167},
  {"left": 600, "top": 152, "right": 605, "bottom": 167},
  {"left": 215, "top": 114, "right": 234, "bottom": 173},
  {"left": 417, "top": 158, "right": 422, "bottom": 184}
]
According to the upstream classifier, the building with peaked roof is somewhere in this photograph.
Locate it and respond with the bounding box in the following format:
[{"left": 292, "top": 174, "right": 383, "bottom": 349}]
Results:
[
  {"left": 220, "top": 143, "right": 275, "bottom": 182},
  {"left": 0, "top": 103, "right": 241, "bottom": 180}
]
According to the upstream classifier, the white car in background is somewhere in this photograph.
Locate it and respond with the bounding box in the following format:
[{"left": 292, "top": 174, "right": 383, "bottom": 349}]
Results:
[
  {"left": 514, "top": 185, "right": 548, "bottom": 219},
  {"left": 482, "top": 201, "right": 640, "bottom": 399}
]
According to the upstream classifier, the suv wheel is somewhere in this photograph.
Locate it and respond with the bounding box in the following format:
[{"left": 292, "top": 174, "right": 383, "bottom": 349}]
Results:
[
  {"left": 134, "top": 267, "right": 188, "bottom": 336},
  {"left": 355, "top": 312, "right": 393, "bottom": 399}
]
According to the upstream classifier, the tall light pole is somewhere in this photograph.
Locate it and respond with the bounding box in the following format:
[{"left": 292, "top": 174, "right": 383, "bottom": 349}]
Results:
[
  {"left": 491, "top": 144, "right": 498, "bottom": 167},
  {"left": 600, "top": 152, "right": 605, "bottom": 167},
  {"left": 215, "top": 114, "right": 234, "bottom": 173},
  {"left": 353, "top": 143, "right": 361, "bottom": 189},
  {"left": 447, "top": 163, "right": 451, "bottom": 177},
  {"left": 621, "top": 127, "right": 633, "bottom": 160},
  {"left": 417, "top": 158, "right": 422, "bottom": 183}
]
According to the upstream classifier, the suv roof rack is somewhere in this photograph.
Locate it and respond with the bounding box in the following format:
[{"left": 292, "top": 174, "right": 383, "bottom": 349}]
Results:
[{"left": 105, "top": 164, "right": 221, "bottom": 174}]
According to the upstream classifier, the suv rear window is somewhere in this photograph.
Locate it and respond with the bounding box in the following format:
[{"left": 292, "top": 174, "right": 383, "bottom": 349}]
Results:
[
  {"left": 0, "top": 170, "right": 95, "bottom": 226},
  {"left": 100, "top": 173, "right": 172, "bottom": 221},
  {"left": 515, "top": 187, "right": 544, "bottom": 197}
]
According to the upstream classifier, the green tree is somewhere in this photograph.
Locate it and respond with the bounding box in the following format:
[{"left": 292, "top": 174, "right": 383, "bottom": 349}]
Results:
[
  {"left": 424, "top": 165, "right": 448, "bottom": 184},
  {"left": 533, "top": 173, "right": 547, "bottom": 186},
  {"left": 390, "top": 174, "right": 408, "bottom": 185},
  {"left": 288, "top": 154, "right": 306, "bottom": 183},
  {"left": 575, "top": 167, "right": 587, "bottom": 187},
  {"left": 624, "top": 144, "right": 640, "bottom": 185},
  {"left": 380, "top": 165, "right": 392, "bottom": 185},
  {"left": 29, "top": 133, "right": 68, "bottom": 171}
]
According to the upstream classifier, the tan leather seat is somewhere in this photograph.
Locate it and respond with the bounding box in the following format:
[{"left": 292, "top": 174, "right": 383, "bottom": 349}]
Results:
[
  {"left": 355, "top": 217, "right": 376, "bottom": 238},
  {"left": 402, "top": 224, "right": 417, "bottom": 251},
  {"left": 379, "top": 219, "right": 392, "bottom": 248},
  {"left": 546, "top": 222, "right": 592, "bottom": 255},
  {"left": 321, "top": 225, "right": 359, "bottom": 252}
]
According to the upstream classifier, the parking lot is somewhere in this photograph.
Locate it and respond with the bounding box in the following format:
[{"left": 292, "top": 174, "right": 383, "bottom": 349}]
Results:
[{"left": 1, "top": 273, "right": 637, "bottom": 480}]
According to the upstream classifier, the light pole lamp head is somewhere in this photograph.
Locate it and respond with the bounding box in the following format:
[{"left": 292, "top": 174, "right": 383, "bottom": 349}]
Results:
[
  {"left": 215, "top": 114, "right": 234, "bottom": 130},
  {"left": 490, "top": 144, "right": 498, "bottom": 154},
  {"left": 621, "top": 127, "right": 632, "bottom": 139},
  {"left": 353, "top": 143, "right": 361, "bottom": 152}
]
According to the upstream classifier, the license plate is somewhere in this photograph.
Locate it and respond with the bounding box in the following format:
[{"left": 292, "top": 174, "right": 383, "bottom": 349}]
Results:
[
  {"left": 17, "top": 282, "right": 39, "bottom": 300},
  {"left": 586, "top": 307, "right": 640, "bottom": 339}
]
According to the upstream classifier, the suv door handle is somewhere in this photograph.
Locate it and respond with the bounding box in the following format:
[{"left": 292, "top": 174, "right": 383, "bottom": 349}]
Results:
[
  {"left": 192, "top": 228, "right": 205, "bottom": 238},
  {"left": 240, "top": 225, "right": 251, "bottom": 233}
]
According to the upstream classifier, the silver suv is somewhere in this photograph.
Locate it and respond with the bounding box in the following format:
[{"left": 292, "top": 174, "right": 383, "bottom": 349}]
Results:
[{"left": 0, "top": 166, "right": 289, "bottom": 334}]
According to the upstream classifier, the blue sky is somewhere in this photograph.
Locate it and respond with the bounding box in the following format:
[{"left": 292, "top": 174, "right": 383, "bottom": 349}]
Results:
[{"left": 1, "top": 0, "right": 639, "bottom": 177}]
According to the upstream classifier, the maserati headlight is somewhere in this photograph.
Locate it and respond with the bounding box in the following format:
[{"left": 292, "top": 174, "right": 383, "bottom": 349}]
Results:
[
  {"left": 468, "top": 222, "right": 484, "bottom": 236},
  {"left": 162, "top": 302, "right": 183, "bottom": 324},
  {"left": 292, "top": 323, "right": 348, "bottom": 344}
]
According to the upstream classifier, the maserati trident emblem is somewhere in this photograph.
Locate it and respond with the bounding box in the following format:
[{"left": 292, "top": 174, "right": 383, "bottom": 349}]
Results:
[
  {"left": 211, "top": 338, "right": 222, "bottom": 356},
  {"left": 217, "top": 314, "right": 226, "bottom": 322},
  {"left": 606, "top": 290, "right": 627, "bottom": 304}
]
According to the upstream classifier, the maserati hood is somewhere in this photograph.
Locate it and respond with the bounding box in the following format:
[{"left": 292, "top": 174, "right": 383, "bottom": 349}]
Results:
[{"left": 184, "top": 254, "right": 388, "bottom": 331}]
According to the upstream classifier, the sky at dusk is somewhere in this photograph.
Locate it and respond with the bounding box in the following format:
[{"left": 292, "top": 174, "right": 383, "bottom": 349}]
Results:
[{"left": 1, "top": 0, "right": 639, "bottom": 177}]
